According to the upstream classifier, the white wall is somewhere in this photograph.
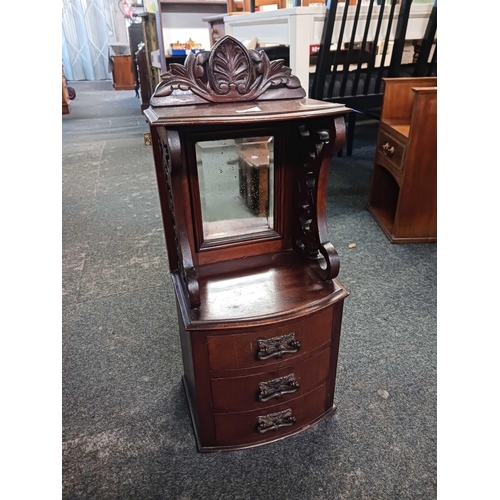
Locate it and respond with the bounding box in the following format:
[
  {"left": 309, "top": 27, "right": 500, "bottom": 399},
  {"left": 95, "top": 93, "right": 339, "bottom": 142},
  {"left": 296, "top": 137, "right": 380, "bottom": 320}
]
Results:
[{"left": 161, "top": 4, "right": 227, "bottom": 54}]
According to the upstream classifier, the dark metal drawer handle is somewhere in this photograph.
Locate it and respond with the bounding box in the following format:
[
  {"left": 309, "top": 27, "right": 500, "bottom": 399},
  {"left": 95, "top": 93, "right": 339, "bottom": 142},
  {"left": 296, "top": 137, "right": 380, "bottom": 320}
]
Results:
[
  {"left": 382, "top": 142, "right": 395, "bottom": 156},
  {"left": 258, "top": 373, "right": 300, "bottom": 402},
  {"left": 257, "top": 408, "right": 296, "bottom": 434},
  {"left": 256, "top": 332, "right": 301, "bottom": 360}
]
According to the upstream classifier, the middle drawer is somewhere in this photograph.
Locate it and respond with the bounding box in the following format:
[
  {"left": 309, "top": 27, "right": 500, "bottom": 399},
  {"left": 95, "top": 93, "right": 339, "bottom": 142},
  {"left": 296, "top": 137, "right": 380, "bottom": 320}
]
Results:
[{"left": 211, "top": 346, "right": 330, "bottom": 412}]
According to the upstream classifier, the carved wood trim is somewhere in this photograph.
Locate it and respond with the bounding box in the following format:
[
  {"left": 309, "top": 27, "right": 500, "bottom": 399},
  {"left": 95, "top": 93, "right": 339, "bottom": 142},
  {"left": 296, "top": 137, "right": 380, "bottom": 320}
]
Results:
[
  {"left": 160, "top": 131, "right": 200, "bottom": 307},
  {"left": 292, "top": 118, "right": 345, "bottom": 281},
  {"left": 150, "top": 36, "right": 306, "bottom": 107}
]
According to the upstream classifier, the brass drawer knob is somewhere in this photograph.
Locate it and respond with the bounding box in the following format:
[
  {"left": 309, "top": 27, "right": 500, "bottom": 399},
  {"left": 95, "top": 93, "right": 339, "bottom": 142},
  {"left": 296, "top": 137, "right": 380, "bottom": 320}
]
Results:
[
  {"left": 382, "top": 142, "right": 395, "bottom": 156},
  {"left": 258, "top": 373, "right": 300, "bottom": 402},
  {"left": 256, "top": 332, "right": 301, "bottom": 360},
  {"left": 256, "top": 408, "right": 296, "bottom": 433}
]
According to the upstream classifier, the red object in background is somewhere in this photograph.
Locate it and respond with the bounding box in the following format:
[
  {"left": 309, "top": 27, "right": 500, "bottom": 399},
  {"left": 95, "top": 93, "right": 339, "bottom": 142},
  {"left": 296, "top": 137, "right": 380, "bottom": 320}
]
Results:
[
  {"left": 310, "top": 45, "right": 320, "bottom": 55},
  {"left": 123, "top": 0, "right": 131, "bottom": 18}
]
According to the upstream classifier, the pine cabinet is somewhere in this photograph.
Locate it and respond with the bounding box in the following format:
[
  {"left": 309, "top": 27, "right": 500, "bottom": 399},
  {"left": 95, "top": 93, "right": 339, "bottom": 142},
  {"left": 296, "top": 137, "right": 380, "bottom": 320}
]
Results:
[{"left": 367, "top": 77, "right": 437, "bottom": 243}]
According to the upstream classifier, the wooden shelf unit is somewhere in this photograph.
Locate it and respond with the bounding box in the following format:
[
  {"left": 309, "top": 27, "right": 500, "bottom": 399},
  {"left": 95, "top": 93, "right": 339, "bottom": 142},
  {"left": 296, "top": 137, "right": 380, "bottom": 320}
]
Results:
[{"left": 366, "top": 77, "right": 437, "bottom": 244}]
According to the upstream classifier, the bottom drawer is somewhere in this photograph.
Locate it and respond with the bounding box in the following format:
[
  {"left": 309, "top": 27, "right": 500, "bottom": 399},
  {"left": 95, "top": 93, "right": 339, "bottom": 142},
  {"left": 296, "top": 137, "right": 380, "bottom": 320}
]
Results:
[{"left": 214, "top": 383, "right": 329, "bottom": 447}]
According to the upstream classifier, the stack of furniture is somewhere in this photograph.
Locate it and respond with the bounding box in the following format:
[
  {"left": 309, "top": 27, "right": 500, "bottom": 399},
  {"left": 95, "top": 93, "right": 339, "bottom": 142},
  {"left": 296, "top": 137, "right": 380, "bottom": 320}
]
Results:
[{"left": 366, "top": 76, "right": 437, "bottom": 243}]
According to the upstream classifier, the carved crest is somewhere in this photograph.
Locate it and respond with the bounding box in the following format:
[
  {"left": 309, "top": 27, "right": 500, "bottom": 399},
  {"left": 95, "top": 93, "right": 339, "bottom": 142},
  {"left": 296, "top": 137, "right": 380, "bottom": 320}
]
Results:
[{"left": 150, "top": 36, "right": 306, "bottom": 107}]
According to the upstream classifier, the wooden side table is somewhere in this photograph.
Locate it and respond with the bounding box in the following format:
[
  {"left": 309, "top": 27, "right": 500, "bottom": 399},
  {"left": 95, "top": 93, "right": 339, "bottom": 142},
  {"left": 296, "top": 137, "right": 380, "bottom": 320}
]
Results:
[{"left": 366, "top": 77, "right": 437, "bottom": 243}]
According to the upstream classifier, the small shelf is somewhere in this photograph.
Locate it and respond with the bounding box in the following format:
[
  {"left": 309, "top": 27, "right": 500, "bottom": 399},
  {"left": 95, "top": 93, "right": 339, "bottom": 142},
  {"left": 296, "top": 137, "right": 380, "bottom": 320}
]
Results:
[{"left": 178, "top": 251, "right": 347, "bottom": 324}]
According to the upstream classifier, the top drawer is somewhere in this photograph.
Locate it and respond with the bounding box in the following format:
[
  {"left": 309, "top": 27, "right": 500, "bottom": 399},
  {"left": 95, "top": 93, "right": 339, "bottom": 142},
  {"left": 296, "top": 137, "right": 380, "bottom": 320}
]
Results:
[
  {"left": 377, "top": 128, "right": 406, "bottom": 176},
  {"left": 207, "top": 307, "right": 333, "bottom": 372}
]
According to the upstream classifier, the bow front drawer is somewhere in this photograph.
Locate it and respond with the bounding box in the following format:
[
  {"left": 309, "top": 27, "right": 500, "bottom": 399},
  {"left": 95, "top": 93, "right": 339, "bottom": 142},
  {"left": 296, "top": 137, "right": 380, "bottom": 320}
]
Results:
[
  {"left": 213, "top": 383, "right": 329, "bottom": 447},
  {"left": 211, "top": 346, "right": 330, "bottom": 412},
  {"left": 207, "top": 307, "right": 333, "bottom": 371}
]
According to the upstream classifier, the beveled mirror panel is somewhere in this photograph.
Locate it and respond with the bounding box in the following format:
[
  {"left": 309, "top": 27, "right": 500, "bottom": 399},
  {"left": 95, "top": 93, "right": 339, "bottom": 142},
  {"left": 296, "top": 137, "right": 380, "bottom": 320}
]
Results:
[{"left": 196, "top": 136, "right": 275, "bottom": 242}]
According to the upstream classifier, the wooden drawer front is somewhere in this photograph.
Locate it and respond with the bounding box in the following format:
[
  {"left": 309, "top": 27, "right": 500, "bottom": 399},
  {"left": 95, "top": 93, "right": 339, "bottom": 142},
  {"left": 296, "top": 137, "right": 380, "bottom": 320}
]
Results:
[
  {"left": 214, "top": 383, "right": 328, "bottom": 446},
  {"left": 207, "top": 308, "right": 333, "bottom": 372},
  {"left": 211, "top": 347, "right": 330, "bottom": 412},
  {"left": 377, "top": 129, "right": 406, "bottom": 175}
]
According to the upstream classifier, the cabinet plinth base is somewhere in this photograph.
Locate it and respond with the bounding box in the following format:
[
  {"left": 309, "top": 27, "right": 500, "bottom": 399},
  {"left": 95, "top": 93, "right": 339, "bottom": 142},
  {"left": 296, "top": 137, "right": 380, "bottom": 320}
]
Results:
[{"left": 366, "top": 203, "right": 437, "bottom": 244}]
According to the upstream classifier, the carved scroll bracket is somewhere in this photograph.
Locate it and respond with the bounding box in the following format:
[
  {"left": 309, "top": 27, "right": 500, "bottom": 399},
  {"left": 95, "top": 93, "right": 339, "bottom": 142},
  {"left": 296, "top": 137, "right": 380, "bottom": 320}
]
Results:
[
  {"left": 161, "top": 131, "right": 200, "bottom": 307},
  {"left": 150, "top": 36, "right": 306, "bottom": 107},
  {"left": 293, "top": 118, "right": 345, "bottom": 281}
]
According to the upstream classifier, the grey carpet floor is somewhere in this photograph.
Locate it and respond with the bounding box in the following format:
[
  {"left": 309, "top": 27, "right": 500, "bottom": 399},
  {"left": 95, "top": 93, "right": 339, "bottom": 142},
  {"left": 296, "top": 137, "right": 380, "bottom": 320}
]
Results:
[{"left": 62, "top": 81, "right": 437, "bottom": 499}]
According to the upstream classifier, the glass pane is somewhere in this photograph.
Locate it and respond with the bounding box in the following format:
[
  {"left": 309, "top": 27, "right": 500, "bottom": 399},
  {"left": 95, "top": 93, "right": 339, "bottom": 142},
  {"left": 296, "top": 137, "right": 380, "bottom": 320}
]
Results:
[{"left": 196, "top": 136, "right": 275, "bottom": 242}]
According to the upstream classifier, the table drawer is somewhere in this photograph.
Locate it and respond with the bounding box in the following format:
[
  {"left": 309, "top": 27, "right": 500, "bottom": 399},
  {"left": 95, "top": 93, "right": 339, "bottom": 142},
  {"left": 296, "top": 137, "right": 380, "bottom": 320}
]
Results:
[
  {"left": 377, "top": 129, "right": 406, "bottom": 175},
  {"left": 211, "top": 346, "right": 330, "bottom": 412},
  {"left": 207, "top": 307, "right": 333, "bottom": 372},
  {"left": 214, "top": 383, "right": 328, "bottom": 446}
]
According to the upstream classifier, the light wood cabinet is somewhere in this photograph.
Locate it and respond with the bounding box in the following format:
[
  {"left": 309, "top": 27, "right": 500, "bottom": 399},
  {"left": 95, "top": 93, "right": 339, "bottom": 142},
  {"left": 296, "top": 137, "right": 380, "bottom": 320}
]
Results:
[
  {"left": 111, "top": 55, "right": 136, "bottom": 90},
  {"left": 366, "top": 77, "right": 437, "bottom": 244}
]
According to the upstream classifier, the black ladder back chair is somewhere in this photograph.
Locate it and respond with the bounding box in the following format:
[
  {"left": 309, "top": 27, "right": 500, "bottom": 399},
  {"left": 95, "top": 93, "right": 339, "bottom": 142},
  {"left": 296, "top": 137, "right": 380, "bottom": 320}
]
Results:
[
  {"left": 413, "top": 1, "right": 437, "bottom": 77},
  {"left": 310, "top": 0, "right": 414, "bottom": 156}
]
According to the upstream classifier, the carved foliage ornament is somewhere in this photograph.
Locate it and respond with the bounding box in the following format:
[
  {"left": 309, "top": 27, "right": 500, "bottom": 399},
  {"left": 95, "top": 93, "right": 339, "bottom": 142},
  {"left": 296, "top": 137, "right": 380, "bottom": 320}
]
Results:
[{"left": 150, "top": 36, "right": 306, "bottom": 106}]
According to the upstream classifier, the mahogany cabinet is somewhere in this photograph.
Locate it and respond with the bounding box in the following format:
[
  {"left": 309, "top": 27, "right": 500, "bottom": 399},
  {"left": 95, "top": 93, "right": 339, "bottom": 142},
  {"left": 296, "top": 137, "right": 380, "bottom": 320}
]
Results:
[
  {"left": 111, "top": 55, "right": 136, "bottom": 91},
  {"left": 366, "top": 77, "right": 437, "bottom": 244},
  {"left": 145, "top": 36, "right": 350, "bottom": 451}
]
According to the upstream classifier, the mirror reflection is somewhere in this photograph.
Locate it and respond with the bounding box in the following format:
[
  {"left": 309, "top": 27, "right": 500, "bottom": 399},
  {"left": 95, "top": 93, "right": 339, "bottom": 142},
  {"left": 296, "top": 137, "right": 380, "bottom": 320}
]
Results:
[{"left": 196, "top": 136, "right": 274, "bottom": 242}]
